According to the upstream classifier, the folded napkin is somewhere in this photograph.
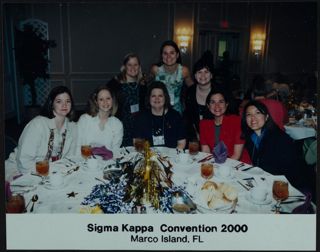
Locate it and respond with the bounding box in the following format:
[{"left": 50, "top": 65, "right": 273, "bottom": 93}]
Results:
[
  {"left": 291, "top": 192, "right": 314, "bottom": 214},
  {"left": 213, "top": 141, "right": 228, "bottom": 164},
  {"left": 91, "top": 146, "right": 113, "bottom": 160}
]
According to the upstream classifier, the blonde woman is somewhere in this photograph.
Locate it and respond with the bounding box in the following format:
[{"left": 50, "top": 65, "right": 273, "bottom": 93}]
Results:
[
  {"left": 77, "top": 86, "right": 123, "bottom": 154},
  {"left": 107, "top": 53, "right": 147, "bottom": 146}
]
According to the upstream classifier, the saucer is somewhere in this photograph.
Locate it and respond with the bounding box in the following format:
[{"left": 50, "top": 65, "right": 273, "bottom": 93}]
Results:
[
  {"left": 245, "top": 193, "right": 272, "bottom": 205},
  {"left": 44, "top": 182, "right": 67, "bottom": 190}
]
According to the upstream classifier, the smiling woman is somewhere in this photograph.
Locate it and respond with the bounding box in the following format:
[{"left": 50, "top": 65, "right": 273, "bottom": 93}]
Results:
[
  {"left": 133, "top": 81, "right": 186, "bottom": 149},
  {"left": 5, "top": 86, "right": 78, "bottom": 182},
  {"left": 77, "top": 85, "right": 124, "bottom": 155}
]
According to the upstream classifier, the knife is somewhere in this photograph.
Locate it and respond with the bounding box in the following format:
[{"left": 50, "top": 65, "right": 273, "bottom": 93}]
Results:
[
  {"left": 197, "top": 154, "right": 213, "bottom": 163},
  {"left": 241, "top": 166, "right": 254, "bottom": 171}
]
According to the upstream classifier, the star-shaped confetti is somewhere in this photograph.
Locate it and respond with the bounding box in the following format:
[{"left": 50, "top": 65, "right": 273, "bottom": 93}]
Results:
[{"left": 67, "top": 191, "right": 78, "bottom": 198}]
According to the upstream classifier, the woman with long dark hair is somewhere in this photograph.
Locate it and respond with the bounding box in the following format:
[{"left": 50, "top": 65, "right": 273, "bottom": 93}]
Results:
[
  {"left": 241, "top": 100, "right": 301, "bottom": 185},
  {"left": 5, "top": 86, "right": 77, "bottom": 181},
  {"left": 151, "top": 40, "right": 193, "bottom": 114}
]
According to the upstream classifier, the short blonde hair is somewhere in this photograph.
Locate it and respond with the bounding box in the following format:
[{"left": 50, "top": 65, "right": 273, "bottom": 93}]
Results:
[{"left": 87, "top": 85, "right": 118, "bottom": 117}]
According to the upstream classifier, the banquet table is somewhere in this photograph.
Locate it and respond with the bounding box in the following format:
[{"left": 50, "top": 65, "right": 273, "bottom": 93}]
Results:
[
  {"left": 284, "top": 120, "right": 316, "bottom": 140},
  {"left": 9, "top": 147, "right": 315, "bottom": 214}
]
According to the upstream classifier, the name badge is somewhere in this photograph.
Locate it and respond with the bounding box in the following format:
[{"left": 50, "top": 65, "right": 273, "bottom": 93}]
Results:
[
  {"left": 199, "top": 114, "right": 203, "bottom": 120},
  {"left": 152, "top": 135, "right": 165, "bottom": 146},
  {"left": 169, "top": 92, "right": 175, "bottom": 106},
  {"left": 130, "top": 104, "right": 139, "bottom": 113}
]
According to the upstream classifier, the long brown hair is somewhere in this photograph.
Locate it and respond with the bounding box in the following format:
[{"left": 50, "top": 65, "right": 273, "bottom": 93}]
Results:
[{"left": 86, "top": 85, "right": 118, "bottom": 117}]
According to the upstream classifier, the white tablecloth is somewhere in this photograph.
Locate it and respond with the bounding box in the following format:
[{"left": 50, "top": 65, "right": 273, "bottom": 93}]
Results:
[
  {"left": 285, "top": 124, "right": 316, "bottom": 140},
  {"left": 10, "top": 147, "right": 314, "bottom": 214}
]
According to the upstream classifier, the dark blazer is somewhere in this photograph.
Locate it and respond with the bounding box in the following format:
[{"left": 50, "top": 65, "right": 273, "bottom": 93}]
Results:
[{"left": 244, "top": 127, "right": 302, "bottom": 187}]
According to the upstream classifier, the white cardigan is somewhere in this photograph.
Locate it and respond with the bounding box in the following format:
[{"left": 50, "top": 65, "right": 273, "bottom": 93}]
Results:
[
  {"left": 5, "top": 116, "right": 77, "bottom": 181},
  {"left": 76, "top": 114, "right": 123, "bottom": 155}
]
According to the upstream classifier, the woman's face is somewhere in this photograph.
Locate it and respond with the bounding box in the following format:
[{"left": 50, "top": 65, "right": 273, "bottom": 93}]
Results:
[
  {"left": 96, "top": 89, "right": 113, "bottom": 113},
  {"left": 150, "top": 88, "right": 165, "bottom": 110},
  {"left": 207, "top": 93, "right": 228, "bottom": 117},
  {"left": 162, "top": 45, "right": 179, "bottom": 66},
  {"left": 245, "top": 105, "right": 268, "bottom": 133},
  {"left": 195, "top": 67, "right": 212, "bottom": 86},
  {"left": 125, "top": 57, "right": 140, "bottom": 79},
  {"left": 53, "top": 92, "right": 72, "bottom": 118}
]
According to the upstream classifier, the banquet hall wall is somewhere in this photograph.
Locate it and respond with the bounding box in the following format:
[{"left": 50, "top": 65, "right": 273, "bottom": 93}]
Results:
[{"left": 3, "top": 1, "right": 318, "bottom": 122}]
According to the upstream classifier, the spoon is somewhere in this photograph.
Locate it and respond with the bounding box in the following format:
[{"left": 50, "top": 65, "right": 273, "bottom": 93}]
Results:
[
  {"left": 30, "top": 194, "right": 39, "bottom": 212},
  {"left": 24, "top": 194, "right": 36, "bottom": 212}
]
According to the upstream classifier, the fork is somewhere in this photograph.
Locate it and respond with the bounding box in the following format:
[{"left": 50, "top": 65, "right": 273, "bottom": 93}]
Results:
[{"left": 230, "top": 199, "right": 238, "bottom": 214}]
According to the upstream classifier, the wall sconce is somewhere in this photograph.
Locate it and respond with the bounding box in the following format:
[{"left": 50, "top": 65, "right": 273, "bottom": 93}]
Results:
[
  {"left": 252, "top": 33, "right": 265, "bottom": 56},
  {"left": 176, "top": 27, "right": 192, "bottom": 54}
]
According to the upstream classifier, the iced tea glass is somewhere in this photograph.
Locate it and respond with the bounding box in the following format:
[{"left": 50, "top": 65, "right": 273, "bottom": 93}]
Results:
[
  {"left": 188, "top": 140, "right": 200, "bottom": 156},
  {"left": 201, "top": 163, "right": 214, "bottom": 180},
  {"left": 134, "top": 138, "right": 145, "bottom": 153},
  {"left": 272, "top": 180, "right": 289, "bottom": 211},
  {"left": 6, "top": 194, "right": 26, "bottom": 213},
  {"left": 36, "top": 160, "right": 49, "bottom": 176},
  {"left": 81, "top": 145, "right": 92, "bottom": 160}
]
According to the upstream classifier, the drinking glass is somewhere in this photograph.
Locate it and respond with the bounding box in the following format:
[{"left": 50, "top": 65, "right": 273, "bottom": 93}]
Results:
[
  {"left": 201, "top": 163, "right": 214, "bottom": 180},
  {"left": 188, "top": 140, "right": 200, "bottom": 157},
  {"left": 272, "top": 180, "right": 289, "bottom": 212},
  {"left": 81, "top": 145, "right": 92, "bottom": 160},
  {"left": 6, "top": 194, "right": 26, "bottom": 213},
  {"left": 36, "top": 160, "right": 49, "bottom": 176},
  {"left": 134, "top": 138, "right": 145, "bottom": 153}
]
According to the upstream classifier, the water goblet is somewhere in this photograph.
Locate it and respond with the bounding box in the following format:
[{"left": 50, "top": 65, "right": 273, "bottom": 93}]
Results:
[{"left": 272, "top": 180, "right": 289, "bottom": 212}]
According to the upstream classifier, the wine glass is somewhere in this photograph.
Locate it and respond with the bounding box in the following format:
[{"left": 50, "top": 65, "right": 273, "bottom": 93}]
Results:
[{"left": 272, "top": 180, "right": 289, "bottom": 212}]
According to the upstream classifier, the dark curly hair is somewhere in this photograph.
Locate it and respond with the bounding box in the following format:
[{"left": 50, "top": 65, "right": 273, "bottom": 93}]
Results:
[{"left": 40, "top": 85, "right": 75, "bottom": 121}]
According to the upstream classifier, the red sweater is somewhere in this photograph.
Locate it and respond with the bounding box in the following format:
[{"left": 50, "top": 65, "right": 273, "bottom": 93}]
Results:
[{"left": 199, "top": 115, "right": 251, "bottom": 163}]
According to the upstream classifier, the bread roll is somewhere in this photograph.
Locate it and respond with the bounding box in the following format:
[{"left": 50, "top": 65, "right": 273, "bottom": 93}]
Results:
[{"left": 201, "top": 180, "right": 218, "bottom": 190}]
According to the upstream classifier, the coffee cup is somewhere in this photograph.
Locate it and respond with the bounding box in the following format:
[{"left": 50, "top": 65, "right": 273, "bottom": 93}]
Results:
[
  {"left": 250, "top": 186, "right": 268, "bottom": 202},
  {"left": 50, "top": 172, "right": 64, "bottom": 187},
  {"left": 178, "top": 153, "right": 189, "bottom": 164},
  {"left": 87, "top": 158, "right": 98, "bottom": 169},
  {"left": 219, "top": 165, "right": 231, "bottom": 178}
]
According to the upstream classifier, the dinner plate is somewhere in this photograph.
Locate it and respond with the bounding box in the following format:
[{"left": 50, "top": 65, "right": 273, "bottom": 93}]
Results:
[
  {"left": 192, "top": 184, "right": 235, "bottom": 212},
  {"left": 44, "top": 182, "right": 67, "bottom": 190},
  {"left": 245, "top": 193, "right": 272, "bottom": 205}
]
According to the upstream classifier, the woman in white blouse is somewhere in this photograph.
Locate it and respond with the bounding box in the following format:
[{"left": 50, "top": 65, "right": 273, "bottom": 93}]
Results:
[
  {"left": 77, "top": 86, "right": 123, "bottom": 155},
  {"left": 5, "top": 86, "right": 78, "bottom": 181}
]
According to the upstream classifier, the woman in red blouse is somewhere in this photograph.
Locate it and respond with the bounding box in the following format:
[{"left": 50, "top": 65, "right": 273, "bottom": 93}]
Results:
[{"left": 200, "top": 88, "right": 250, "bottom": 162}]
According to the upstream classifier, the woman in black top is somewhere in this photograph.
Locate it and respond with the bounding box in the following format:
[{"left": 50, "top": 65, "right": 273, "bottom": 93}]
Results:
[
  {"left": 106, "top": 53, "right": 147, "bottom": 146},
  {"left": 241, "top": 100, "right": 301, "bottom": 187},
  {"left": 133, "top": 81, "right": 186, "bottom": 149}
]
